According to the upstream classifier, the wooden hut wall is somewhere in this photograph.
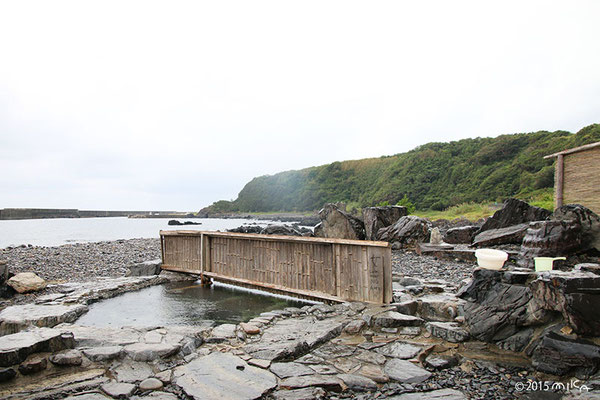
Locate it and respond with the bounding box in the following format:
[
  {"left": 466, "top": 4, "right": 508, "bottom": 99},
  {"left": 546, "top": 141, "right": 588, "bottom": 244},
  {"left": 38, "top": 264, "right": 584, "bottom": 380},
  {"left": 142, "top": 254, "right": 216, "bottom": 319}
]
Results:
[{"left": 561, "top": 147, "right": 600, "bottom": 214}]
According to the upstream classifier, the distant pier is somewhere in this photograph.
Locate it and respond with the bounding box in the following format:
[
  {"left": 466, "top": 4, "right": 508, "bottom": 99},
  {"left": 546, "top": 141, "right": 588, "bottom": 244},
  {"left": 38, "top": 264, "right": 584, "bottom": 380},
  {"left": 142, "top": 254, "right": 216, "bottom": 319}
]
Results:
[{"left": 0, "top": 208, "right": 195, "bottom": 220}]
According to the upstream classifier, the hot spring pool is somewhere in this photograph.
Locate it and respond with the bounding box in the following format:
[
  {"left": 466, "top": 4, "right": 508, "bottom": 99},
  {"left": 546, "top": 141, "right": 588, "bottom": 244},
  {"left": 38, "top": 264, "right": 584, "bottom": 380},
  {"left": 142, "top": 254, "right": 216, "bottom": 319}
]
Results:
[{"left": 75, "top": 280, "right": 313, "bottom": 327}]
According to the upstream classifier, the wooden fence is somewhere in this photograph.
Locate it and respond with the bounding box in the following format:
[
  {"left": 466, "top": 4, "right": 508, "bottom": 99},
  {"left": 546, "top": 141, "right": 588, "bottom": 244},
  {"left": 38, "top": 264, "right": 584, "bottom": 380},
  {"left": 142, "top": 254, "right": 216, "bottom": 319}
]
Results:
[{"left": 160, "top": 230, "right": 392, "bottom": 304}]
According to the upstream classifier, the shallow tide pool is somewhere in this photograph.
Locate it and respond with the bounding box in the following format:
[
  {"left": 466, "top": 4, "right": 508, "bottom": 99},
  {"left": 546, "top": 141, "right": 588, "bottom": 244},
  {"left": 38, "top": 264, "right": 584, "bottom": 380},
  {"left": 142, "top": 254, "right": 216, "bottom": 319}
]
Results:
[{"left": 75, "top": 280, "right": 313, "bottom": 327}]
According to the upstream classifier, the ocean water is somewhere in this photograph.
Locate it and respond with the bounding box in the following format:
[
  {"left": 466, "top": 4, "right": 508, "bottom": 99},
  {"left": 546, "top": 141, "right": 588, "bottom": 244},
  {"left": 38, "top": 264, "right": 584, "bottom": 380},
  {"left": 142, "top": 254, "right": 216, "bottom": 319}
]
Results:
[{"left": 0, "top": 217, "right": 275, "bottom": 248}]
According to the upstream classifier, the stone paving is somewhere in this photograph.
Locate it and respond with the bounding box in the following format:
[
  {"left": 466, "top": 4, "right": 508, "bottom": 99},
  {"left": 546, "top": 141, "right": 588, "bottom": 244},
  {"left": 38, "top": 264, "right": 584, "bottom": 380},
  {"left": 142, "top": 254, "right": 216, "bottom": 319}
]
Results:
[{"left": 0, "top": 272, "right": 597, "bottom": 399}]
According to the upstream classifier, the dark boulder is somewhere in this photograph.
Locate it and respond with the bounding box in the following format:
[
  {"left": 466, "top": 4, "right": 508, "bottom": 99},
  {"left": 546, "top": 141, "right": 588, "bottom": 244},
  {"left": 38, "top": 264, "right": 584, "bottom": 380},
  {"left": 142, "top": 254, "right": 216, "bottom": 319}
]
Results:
[
  {"left": 377, "top": 216, "right": 431, "bottom": 249},
  {"left": 472, "top": 223, "right": 529, "bottom": 247},
  {"left": 479, "top": 198, "right": 551, "bottom": 233},
  {"left": 443, "top": 226, "right": 480, "bottom": 244},
  {"left": 0, "top": 261, "right": 14, "bottom": 299},
  {"left": 260, "top": 225, "right": 302, "bottom": 236},
  {"left": 362, "top": 206, "right": 408, "bottom": 241},
  {"left": 228, "top": 225, "right": 263, "bottom": 234},
  {"left": 518, "top": 220, "right": 587, "bottom": 269},
  {"left": 167, "top": 220, "right": 202, "bottom": 226},
  {"left": 552, "top": 204, "right": 600, "bottom": 253},
  {"left": 459, "top": 268, "right": 551, "bottom": 342},
  {"left": 126, "top": 259, "right": 162, "bottom": 277},
  {"left": 532, "top": 331, "right": 600, "bottom": 377},
  {"left": 530, "top": 270, "right": 600, "bottom": 336},
  {"left": 314, "top": 204, "right": 365, "bottom": 240}
]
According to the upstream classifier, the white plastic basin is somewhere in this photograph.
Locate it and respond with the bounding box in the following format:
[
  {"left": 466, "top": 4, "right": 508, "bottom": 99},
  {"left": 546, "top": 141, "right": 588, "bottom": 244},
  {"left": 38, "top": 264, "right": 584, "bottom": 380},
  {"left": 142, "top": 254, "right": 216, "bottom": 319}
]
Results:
[
  {"left": 534, "top": 257, "right": 566, "bottom": 272},
  {"left": 475, "top": 249, "right": 509, "bottom": 270}
]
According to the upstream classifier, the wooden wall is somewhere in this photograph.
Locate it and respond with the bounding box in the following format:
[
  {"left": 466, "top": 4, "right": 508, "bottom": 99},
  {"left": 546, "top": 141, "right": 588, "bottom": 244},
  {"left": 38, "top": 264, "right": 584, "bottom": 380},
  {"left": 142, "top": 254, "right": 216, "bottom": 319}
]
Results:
[
  {"left": 160, "top": 231, "right": 392, "bottom": 304},
  {"left": 559, "top": 147, "right": 600, "bottom": 214}
]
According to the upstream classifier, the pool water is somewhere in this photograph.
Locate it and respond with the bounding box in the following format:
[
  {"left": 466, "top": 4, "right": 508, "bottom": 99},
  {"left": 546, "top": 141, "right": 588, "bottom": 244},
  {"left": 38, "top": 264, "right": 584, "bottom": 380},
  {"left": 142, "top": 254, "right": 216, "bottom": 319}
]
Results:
[{"left": 75, "top": 280, "right": 312, "bottom": 327}]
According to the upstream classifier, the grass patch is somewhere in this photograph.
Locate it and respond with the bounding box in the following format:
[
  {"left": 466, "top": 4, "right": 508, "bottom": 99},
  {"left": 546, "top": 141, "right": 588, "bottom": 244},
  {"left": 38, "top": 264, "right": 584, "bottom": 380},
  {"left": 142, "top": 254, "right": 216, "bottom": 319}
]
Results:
[
  {"left": 414, "top": 202, "right": 495, "bottom": 222},
  {"left": 515, "top": 188, "right": 555, "bottom": 211}
]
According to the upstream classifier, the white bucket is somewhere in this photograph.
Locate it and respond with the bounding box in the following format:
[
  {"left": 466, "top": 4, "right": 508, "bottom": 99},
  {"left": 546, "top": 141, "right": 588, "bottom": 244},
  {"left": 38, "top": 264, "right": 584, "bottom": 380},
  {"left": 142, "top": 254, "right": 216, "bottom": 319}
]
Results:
[{"left": 475, "top": 249, "right": 509, "bottom": 270}]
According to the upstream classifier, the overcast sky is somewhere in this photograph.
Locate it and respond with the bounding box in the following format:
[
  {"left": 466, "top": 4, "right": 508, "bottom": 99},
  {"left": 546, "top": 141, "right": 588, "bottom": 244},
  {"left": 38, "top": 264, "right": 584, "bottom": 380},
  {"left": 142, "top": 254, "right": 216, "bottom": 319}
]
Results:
[{"left": 1, "top": 1, "right": 599, "bottom": 211}]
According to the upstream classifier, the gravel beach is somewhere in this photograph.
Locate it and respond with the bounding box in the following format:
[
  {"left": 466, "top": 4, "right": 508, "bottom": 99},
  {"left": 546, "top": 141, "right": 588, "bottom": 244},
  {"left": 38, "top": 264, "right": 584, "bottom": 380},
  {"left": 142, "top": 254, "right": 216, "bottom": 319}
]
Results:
[{"left": 1, "top": 238, "right": 161, "bottom": 283}]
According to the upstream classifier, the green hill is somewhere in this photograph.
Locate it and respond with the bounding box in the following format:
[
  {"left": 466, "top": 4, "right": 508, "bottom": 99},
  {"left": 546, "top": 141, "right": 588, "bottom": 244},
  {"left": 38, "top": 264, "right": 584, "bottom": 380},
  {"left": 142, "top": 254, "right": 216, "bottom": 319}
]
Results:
[{"left": 207, "top": 124, "right": 600, "bottom": 213}]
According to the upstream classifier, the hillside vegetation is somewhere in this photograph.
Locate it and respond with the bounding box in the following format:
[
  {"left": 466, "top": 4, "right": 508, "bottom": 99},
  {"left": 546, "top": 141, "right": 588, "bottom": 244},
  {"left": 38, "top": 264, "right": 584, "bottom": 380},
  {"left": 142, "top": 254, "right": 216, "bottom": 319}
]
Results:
[{"left": 207, "top": 124, "right": 600, "bottom": 213}]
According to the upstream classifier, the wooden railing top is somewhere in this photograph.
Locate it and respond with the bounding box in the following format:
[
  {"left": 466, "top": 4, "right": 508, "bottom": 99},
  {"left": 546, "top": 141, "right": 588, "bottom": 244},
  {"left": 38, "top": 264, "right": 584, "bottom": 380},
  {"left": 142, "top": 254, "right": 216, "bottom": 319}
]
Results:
[{"left": 159, "top": 230, "right": 390, "bottom": 248}]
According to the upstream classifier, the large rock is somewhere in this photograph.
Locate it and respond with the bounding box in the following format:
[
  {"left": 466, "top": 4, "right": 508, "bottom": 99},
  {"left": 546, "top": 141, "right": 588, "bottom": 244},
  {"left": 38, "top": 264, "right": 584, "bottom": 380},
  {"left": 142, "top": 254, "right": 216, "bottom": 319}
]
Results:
[
  {"left": 552, "top": 204, "right": 600, "bottom": 253},
  {"left": 530, "top": 270, "right": 600, "bottom": 336},
  {"left": 0, "top": 327, "right": 74, "bottom": 367},
  {"left": 0, "top": 303, "right": 88, "bottom": 335},
  {"left": 126, "top": 259, "right": 161, "bottom": 277},
  {"left": 6, "top": 272, "right": 46, "bottom": 293},
  {"left": 443, "top": 225, "right": 480, "bottom": 244},
  {"left": 519, "top": 220, "right": 586, "bottom": 268},
  {"left": 377, "top": 216, "right": 432, "bottom": 248},
  {"left": 459, "top": 268, "right": 550, "bottom": 342},
  {"left": 478, "top": 198, "right": 551, "bottom": 233},
  {"left": 174, "top": 352, "right": 277, "bottom": 400},
  {"left": 314, "top": 204, "right": 365, "bottom": 240},
  {"left": 532, "top": 331, "right": 600, "bottom": 376},
  {"left": 472, "top": 223, "right": 529, "bottom": 247},
  {"left": 362, "top": 206, "right": 408, "bottom": 241},
  {"left": 260, "top": 225, "right": 302, "bottom": 236}
]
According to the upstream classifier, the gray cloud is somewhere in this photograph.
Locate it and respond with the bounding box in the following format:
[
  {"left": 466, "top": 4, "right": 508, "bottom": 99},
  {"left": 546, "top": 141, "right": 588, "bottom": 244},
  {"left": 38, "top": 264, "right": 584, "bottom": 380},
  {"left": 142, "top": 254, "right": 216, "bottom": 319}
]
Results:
[{"left": 1, "top": 0, "right": 599, "bottom": 210}]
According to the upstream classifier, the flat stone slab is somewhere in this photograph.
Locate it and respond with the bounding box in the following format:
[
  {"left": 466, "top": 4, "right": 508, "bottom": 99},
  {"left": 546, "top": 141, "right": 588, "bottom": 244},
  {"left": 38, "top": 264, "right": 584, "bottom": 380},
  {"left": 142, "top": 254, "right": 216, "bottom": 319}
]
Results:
[
  {"left": 384, "top": 359, "right": 432, "bottom": 383},
  {"left": 65, "top": 394, "right": 112, "bottom": 400},
  {"left": 279, "top": 374, "right": 344, "bottom": 392},
  {"left": 0, "top": 304, "right": 88, "bottom": 335},
  {"left": 388, "top": 388, "right": 467, "bottom": 399},
  {"left": 338, "top": 373, "right": 378, "bottom": 392},
  {"left": 174, "top": 352, "right": 277, "bottom": 400},
  {"left": 375, "top": 341, "right": 422, "bottom": 359},
  {"left": 271, "top": 387, "right": 326, "bottom": 400},
  {"left": 270, "top": 362, "right": 315, "bottom": 378},
  {"left": 132, "top": 392, "right": 178, "bottom": 400},
  {"left": 82, "top": 346, "right": 123, "bottom": 361},
  {"left": 244, "top": 316, "right": 346, "bottom": 361},
  {"left": 0, "top": 327, "right": 73, "bottom": 367},
  {"left": 124, "top": 342, "right": 180, "bottom": 361},
  {"left": 49, "top": 349, "right": 83, "bottom": 366},
  {"left": 62, "top": 325, "right": 142, "bottom": 347},
  {"left": 426, "top": 322, "right": 469, "bottom": 343},
  {"left": 112, "top": 361, "right": 154, "bottom": 383},
  {"left": 207, "top": 323, "right": 237, "bottom": 342},
  {"left": 370, "top": 311, "right": 423, "bottom": 328}
]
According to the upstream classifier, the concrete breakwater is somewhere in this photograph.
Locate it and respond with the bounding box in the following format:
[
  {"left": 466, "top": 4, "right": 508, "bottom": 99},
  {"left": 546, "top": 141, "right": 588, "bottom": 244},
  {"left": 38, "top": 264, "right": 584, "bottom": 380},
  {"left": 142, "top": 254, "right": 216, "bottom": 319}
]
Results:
[{"left": 0, "top": 208, "right": 191, "bottom": 220}]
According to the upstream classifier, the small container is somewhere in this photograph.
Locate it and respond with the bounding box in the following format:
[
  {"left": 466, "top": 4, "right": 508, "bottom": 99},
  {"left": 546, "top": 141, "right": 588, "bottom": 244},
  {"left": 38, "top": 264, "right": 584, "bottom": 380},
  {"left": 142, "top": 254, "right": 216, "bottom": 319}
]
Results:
[
  {"left": 475, "top": 249, "right": 509, "bottom": 270},
  {"left": 534, "top": 257, "right": 566, "bottom": 272}
]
